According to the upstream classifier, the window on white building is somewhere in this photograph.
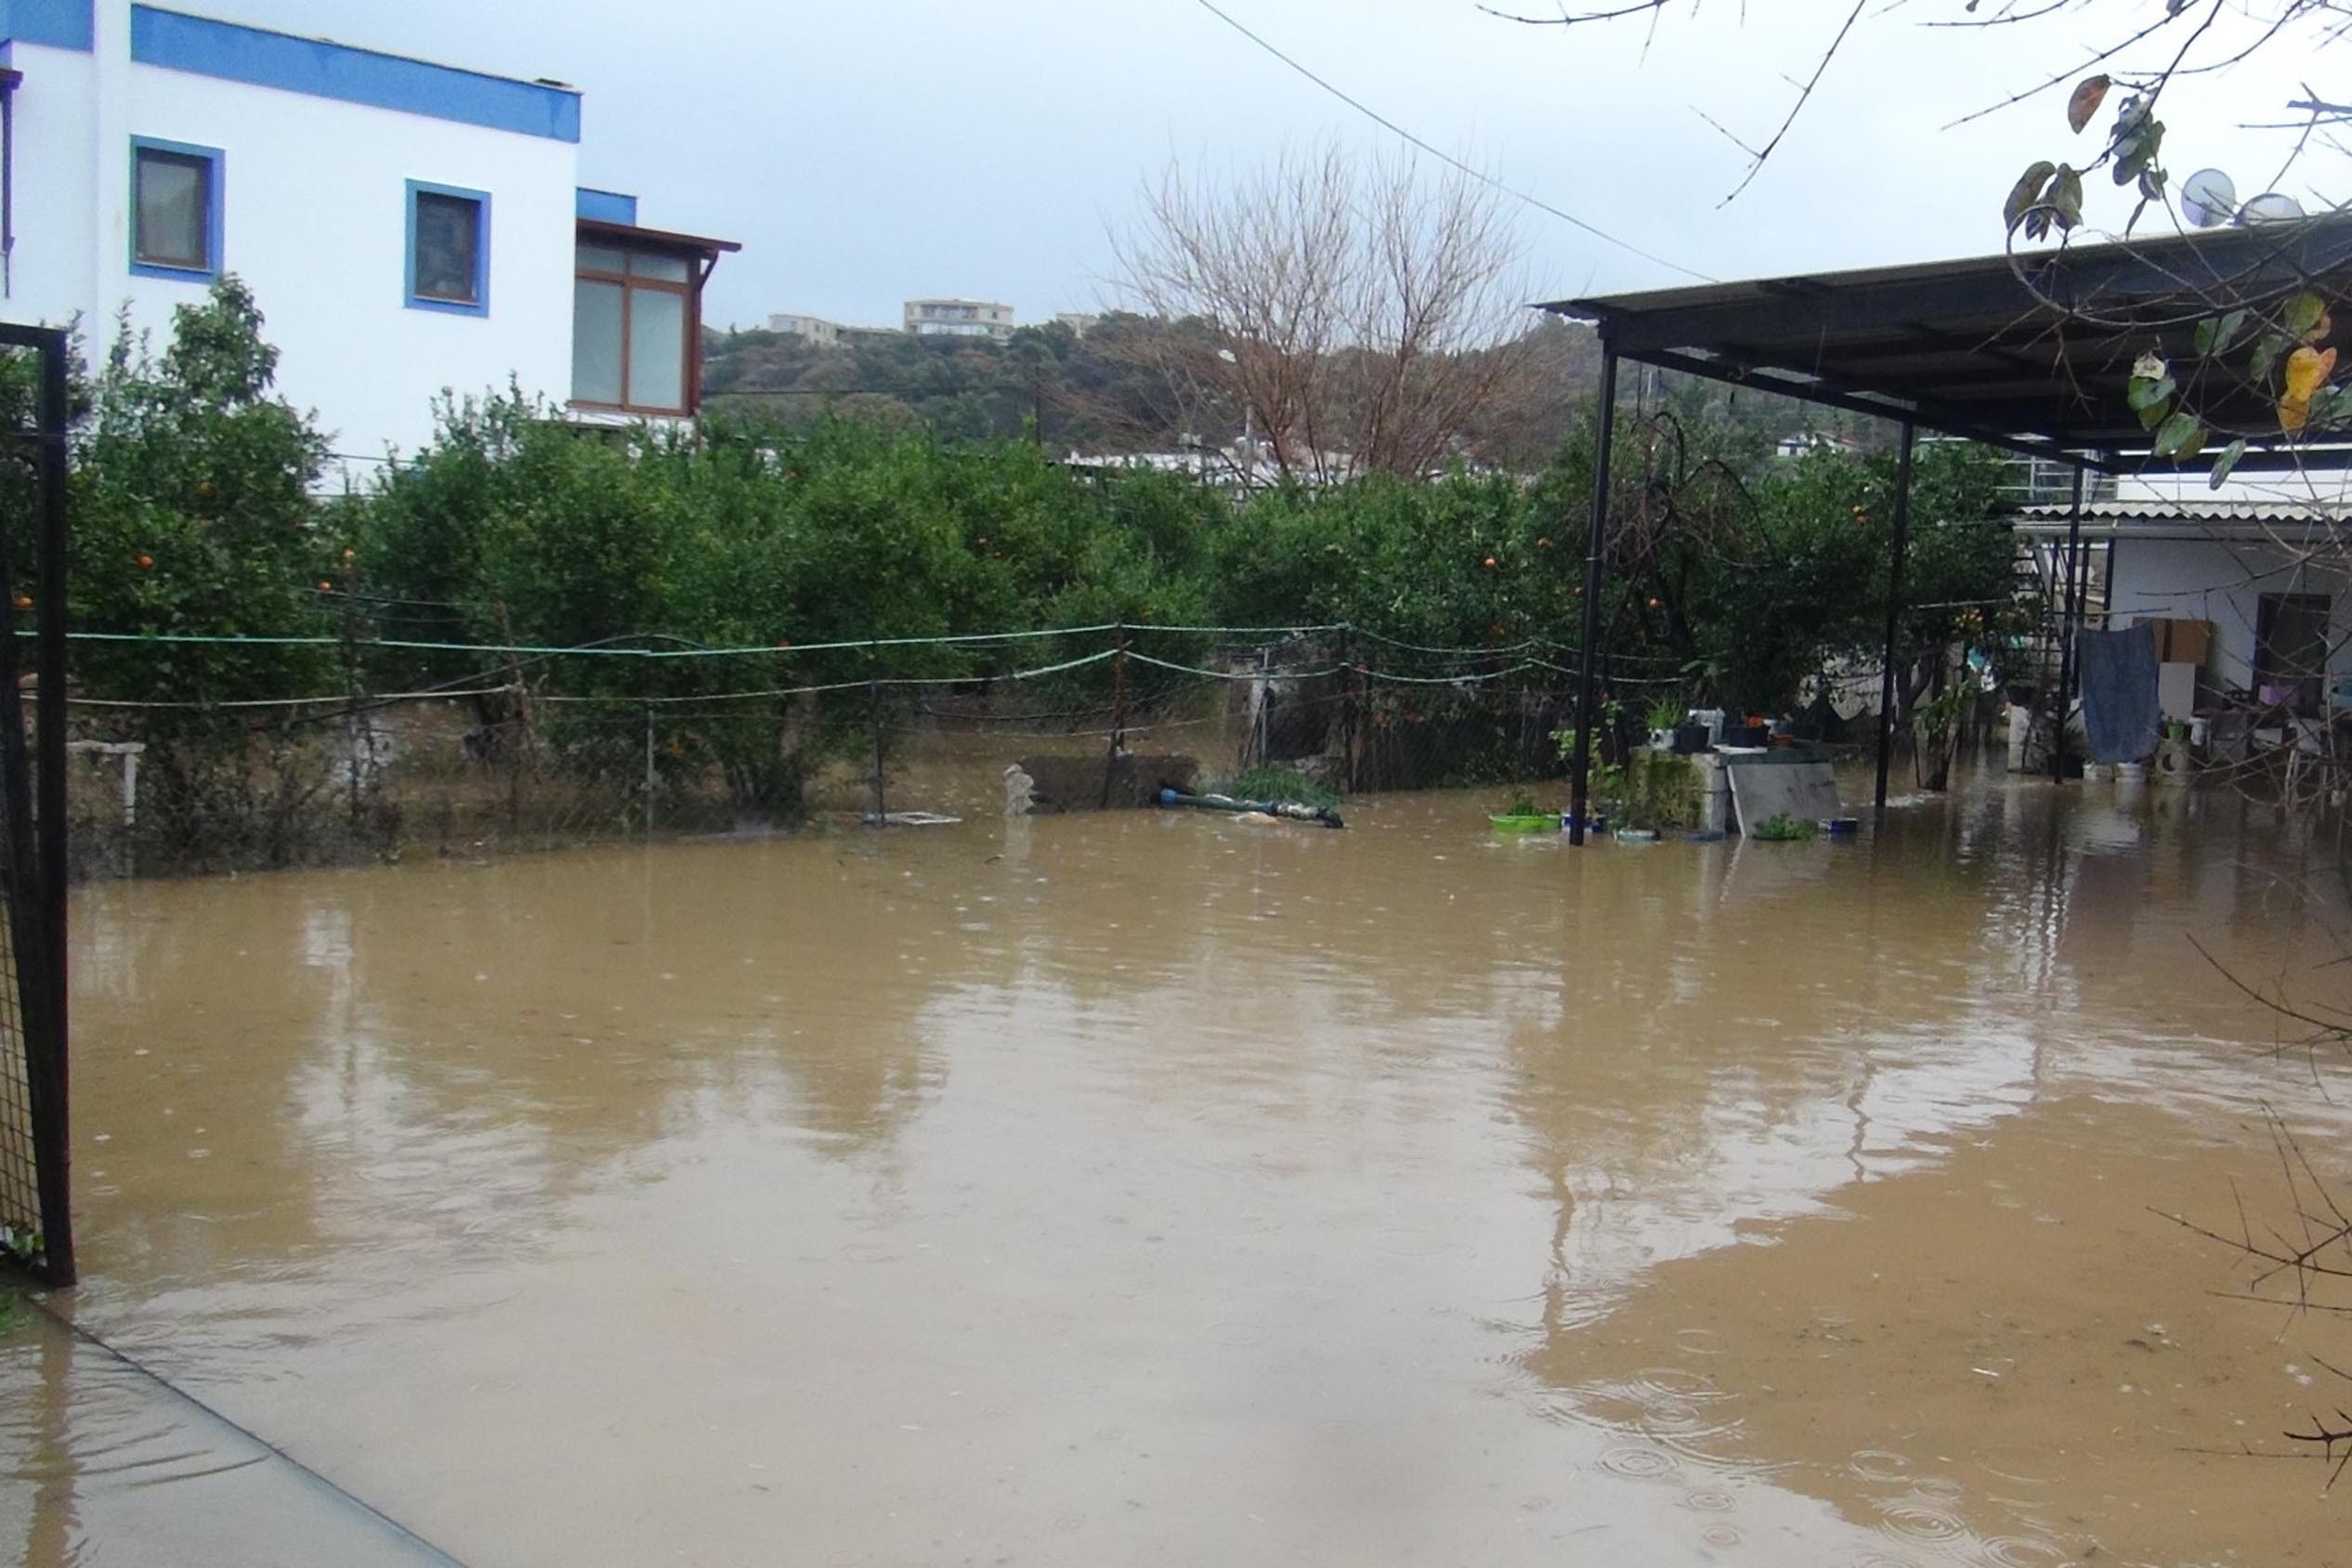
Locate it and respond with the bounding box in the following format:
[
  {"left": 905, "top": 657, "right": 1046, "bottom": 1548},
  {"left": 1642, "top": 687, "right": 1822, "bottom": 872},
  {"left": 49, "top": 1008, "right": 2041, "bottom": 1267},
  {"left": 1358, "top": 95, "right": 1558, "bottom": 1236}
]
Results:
[
  {"left": 406, "top": 182, "right": 490, "bottom": 316},
  {"left": 129, "top": 138, "right": 222, "bottom": 280},
  {"left": 572, "top": 243, "right": 695, "bottom": 414}
]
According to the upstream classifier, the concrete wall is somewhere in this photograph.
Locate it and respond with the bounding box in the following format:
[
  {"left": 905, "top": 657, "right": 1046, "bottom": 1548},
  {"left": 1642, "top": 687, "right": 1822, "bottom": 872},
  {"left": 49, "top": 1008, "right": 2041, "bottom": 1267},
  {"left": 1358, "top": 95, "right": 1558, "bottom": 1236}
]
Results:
[
  {"left": 5, "top": 3, "right": 580, "bottom": 465},
  {"left": 2106, "top": 535, "right": 2352, "bottom": 693}
]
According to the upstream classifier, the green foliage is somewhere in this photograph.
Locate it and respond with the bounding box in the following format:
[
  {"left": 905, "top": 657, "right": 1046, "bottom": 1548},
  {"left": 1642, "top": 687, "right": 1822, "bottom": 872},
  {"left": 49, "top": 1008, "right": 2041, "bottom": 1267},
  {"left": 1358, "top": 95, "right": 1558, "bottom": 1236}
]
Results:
[
  {"left": 1677, "top": 438, "right": 2015, "bottom": 715},
  {"left": 69, "top": 281, "right": 333, "bottom": 707},
  {"left": 1218, "top": 766, "right": 1340, "bottom": 808},
  {"left": 41, "top": 281, "right": 346, "bottom": 861},
  {"left": 1750, "top": 812, "right": 1818, "bottom": 843},
  {"left": 29, "top": 284, "right": 2034, "bottom": 856},
  {"left": 1617, "top": 751, "right": 1702, "bottom": 833}
]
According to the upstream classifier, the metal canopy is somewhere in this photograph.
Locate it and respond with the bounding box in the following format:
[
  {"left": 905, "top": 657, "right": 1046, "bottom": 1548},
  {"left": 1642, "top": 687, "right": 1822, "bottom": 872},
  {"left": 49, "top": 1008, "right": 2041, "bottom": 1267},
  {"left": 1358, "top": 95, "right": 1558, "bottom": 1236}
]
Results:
[
  {"left": 1542, "top": 222, "right": 2352, "bottom": 842},
  {"left": 1541, "top": 215, "right": 2352, "bottom": 472}
]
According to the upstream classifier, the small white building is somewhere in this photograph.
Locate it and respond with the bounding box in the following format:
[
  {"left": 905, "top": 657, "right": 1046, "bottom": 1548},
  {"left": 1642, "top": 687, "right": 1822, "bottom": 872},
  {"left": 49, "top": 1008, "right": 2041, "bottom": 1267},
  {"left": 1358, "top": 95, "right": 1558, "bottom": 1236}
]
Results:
[
  {"left": 1, "top": 1, "right": 738, "bottom": 465},
  {"left": 765, "top": 312, "right": 843, "bottom": 347},
  {"left": 904, "top": 297, "right": 1013, "bottom": 340},
  {"left": 1771, "top": 431, "right": 1861, "bottom": 460},
  {"left": 2021, "top": 500, "right": 2352, "bottom": 713}
]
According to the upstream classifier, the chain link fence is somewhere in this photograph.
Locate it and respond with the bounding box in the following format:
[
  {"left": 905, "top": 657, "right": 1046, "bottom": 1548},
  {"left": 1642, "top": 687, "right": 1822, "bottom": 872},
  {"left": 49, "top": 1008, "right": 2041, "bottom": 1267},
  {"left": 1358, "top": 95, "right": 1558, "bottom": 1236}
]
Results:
[{"left": 59, "top": 620, "right": 1700, "bottom": 873}]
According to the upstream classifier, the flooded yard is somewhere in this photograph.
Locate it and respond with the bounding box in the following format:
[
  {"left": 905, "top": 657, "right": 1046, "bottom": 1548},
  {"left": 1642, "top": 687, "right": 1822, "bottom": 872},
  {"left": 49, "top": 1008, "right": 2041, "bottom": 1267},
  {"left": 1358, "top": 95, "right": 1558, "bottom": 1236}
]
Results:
[{"left": 3, "top": 777, "right": 2346, "bottom": 1566}]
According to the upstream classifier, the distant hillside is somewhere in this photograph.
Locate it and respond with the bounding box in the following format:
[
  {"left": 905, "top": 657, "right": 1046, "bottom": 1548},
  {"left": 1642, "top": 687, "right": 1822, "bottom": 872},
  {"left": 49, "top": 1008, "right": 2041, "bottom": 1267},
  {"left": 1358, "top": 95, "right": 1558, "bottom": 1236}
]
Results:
[{"left": 700, "top": 311, "right": 1877, "bottom": 466}]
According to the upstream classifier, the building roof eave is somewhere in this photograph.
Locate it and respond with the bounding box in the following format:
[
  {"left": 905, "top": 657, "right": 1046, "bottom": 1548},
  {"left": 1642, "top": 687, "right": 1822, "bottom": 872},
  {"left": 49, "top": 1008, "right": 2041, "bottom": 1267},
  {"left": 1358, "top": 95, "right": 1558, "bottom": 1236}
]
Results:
[{"left": 577, "top": 216, "right": 742, "bottom": 258}]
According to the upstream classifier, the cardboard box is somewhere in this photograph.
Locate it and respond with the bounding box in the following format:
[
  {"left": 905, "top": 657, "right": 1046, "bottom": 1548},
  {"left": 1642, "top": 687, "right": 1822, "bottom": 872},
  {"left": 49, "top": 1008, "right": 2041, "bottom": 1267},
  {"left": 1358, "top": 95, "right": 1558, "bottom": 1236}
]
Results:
[
  {"left": 2167, "top": 618, "right": 2213, "bottom": 667},
  {"left": 2134, "top": 617, "right": 2215, "bottom": 667}
]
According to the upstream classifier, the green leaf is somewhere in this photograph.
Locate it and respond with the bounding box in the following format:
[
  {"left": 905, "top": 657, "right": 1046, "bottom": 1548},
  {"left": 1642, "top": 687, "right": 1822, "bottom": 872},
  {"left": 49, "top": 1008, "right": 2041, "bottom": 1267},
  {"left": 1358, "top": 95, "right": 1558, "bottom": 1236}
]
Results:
[
  {"left": 2153, "top": 411, "right": 2205, "bottom": 460},
  {"left": 2126, "top": 373, "right": 2176, "bottom": 413},
  {"left": 2251, "top": 332, "right": 2287, "bottom": 381},
  {"left": 2046, "top": 165, "right": 2084, "bottom": 230},
  {"left": 2313, "top": 384, "right": 2352, "bottom": 432},
  {"left": 2286, "top": 292, "right": 2327, "bottom": 339},
  {"left": 2004, "top": 161, "right": 2057, "bottom": 232},
  {"left": 2207, "top": 437, "right": 2248, "bottom": 489},
  {"left": 2195, "top": 308, "right": 2249, "bottom": 359},
  {"left": 2113, "top": 120, "right": 2163, "bottom": 185}
]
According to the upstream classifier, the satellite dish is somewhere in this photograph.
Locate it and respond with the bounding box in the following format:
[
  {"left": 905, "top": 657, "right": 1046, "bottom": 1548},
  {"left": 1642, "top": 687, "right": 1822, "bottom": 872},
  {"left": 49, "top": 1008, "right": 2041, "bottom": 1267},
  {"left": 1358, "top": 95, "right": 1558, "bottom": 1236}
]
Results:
[
  {"left": 2239, "top": 191, "right": 2306, "bottom": 225},
  {"left": 2180, "top": 168, "right": 2236, "bottom": 229}
]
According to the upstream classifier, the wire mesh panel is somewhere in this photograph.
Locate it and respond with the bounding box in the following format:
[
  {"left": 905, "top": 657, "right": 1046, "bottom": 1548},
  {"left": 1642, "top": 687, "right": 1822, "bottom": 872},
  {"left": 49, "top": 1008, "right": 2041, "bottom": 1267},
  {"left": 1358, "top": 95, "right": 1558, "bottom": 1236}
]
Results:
[
  {"left": 0, "top": 761, "right": 47, "bottom": 1269},
  {"left": 0, "top": 322, "right": 73, "bottom": 1287}
]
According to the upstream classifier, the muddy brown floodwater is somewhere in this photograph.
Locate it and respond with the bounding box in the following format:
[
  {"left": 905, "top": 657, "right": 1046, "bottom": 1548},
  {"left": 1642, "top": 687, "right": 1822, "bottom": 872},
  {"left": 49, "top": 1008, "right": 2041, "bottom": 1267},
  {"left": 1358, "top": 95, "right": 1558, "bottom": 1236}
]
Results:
[{"left": 2, "top": 775, "right": 2347, "bottom": 1566}]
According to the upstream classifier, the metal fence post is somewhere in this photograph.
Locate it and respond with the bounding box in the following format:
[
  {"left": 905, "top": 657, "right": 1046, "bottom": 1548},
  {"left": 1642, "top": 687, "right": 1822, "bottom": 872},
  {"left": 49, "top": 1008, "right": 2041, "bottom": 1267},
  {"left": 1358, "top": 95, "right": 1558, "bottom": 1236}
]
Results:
[
  {"left": 868, "top": 646, "right": 886, "bottom": 826},
  {"left": 1340, "top": 629, "right": 1359, "bottom": 794},
  {"left": 1100, "top": 623, "right": 1127, "bottom": 809}
]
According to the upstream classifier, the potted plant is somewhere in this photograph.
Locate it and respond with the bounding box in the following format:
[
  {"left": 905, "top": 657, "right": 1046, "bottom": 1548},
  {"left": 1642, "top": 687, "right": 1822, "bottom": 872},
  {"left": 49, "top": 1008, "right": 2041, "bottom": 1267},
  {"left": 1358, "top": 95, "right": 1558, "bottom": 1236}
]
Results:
[
  {"left": 1489, "top": 791, "right": 1560, "bottom": 833},
  {"left": 1645, "top": 696, "right": 1684, "bottom": 751}
]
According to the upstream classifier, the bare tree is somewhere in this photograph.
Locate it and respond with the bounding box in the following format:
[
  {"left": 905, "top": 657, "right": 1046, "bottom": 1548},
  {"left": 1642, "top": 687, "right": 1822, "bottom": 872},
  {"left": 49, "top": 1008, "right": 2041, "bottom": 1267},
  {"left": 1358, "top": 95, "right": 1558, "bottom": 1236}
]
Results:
[
  {"left": 1109, "top": 144, "right": 1541, "bottom": 485},
  {"left": 1486, "top": 1, "right": 2351, "bottom": 225}
]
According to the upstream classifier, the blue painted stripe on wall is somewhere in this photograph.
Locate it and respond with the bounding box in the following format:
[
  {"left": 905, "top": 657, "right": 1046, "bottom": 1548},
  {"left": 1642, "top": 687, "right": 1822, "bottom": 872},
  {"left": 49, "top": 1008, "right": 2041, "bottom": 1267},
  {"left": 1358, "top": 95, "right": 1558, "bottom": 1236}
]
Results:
[
  {"left": 575, "top": 188, "right": 637, "bottom": 225},
  {"left": 130, "top": 6, "right": 581, "bottom": 143},
  {"left": 1, "top": 0, "right": 95, "bottom": 50}
]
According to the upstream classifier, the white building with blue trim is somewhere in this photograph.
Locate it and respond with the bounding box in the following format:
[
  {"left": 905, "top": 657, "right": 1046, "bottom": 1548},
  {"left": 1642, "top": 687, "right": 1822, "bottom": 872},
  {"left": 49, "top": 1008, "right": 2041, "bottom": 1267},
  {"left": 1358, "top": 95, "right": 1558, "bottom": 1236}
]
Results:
[{"left": 0, "top": 0, "right": 738, "bottom": 462}]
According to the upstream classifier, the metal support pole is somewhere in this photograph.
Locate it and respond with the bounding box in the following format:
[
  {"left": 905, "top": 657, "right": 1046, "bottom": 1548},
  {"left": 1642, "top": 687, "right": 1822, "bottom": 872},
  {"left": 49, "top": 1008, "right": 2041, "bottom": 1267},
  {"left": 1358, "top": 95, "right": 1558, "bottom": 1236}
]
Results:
[
  {"left": 1568, "top": 346, "right": 1619, "bottom": 846},
  {"left": 642, "top": 703, "right": 656, "bottom": 833},
  {"left": 1874, "top": 422, "right": 1917, "bottom": 813},
  {"left": 1340, "top": 630, "right": 1359, "bottom": 794},
  {"left": 868, "top": 650, "right": 886, "bottom": 827},
  {"left": 1100, "top": 624, "right": 1127, "bottom": 809},
  {"left": 2051, "top": 465, "right": 2085, "bottom": 783}
]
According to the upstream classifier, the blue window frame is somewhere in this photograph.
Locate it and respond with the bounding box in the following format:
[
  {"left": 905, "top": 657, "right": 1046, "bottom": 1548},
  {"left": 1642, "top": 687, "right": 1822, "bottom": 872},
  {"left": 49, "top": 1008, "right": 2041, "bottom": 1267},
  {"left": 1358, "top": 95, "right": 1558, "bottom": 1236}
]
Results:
[
  {"left": 128, "top": 137, "right": 223, "bottom": 281},
  {"left": 404, "top": 180, "right": 490, "bottom": 317}
]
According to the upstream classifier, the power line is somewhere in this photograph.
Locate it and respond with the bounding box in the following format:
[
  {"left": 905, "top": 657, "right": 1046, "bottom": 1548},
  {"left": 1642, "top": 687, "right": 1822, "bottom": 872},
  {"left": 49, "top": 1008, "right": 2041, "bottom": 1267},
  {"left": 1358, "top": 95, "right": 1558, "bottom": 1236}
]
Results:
[{"left": 1184, "top": 0, "right": 1713, "bottom": 284}]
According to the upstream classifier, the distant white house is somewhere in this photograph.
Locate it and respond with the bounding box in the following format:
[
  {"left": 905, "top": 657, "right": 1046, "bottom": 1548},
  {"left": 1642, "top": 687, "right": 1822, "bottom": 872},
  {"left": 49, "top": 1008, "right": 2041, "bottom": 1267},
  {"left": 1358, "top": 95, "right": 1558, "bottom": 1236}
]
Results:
[
  {"left": 1, "top": 1, "right": 738, "bottom": 466},
  {"left": 904, "top": 297, "right": 1013, "bottom": 340},
  {"left": 765, "top": 312, "right": 843, "bottom": 347},
  {"left": 1771, "top": 430, "right": 1862, "bottom": 460}
]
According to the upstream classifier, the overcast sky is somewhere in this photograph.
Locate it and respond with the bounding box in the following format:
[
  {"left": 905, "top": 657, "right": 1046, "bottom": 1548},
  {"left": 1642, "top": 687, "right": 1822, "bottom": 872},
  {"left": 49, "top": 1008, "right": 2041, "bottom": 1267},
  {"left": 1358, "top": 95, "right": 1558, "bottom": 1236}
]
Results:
[{"left": 222, "top": 0, "right": 2325, "bottom": 331}]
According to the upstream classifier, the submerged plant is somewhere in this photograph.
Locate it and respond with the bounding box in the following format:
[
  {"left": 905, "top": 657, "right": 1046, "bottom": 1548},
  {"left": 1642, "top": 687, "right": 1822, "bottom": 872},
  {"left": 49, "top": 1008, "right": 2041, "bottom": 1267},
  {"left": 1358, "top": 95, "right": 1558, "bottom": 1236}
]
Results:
[
  {"left": 1217, "top": 766, "right": 1340, "bottom": 809},
  {"left": 1750, "top": 812, "right": 1818, "bottom": 843}
]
